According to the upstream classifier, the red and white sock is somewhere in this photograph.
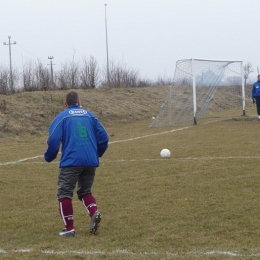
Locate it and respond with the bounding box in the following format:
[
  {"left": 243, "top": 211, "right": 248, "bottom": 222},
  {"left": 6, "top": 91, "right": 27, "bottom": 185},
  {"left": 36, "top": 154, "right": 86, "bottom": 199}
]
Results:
[
  {"left": 58, "top": 198, "right": 74, "bottom": 231},
  {"left": 80, "top": 193, "right": 98, "bottom": 217}
]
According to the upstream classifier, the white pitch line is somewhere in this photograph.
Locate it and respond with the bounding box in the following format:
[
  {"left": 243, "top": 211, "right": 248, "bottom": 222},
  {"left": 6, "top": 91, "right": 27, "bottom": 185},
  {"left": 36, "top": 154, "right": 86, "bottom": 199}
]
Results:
[
  {"left": 0, "top": 155, "right": 43, "bottom": 166},
  {"left": 205, "top": 251, "right": 240, "bottom": 256},
  {"left": 0, "top": 126, "right": 191, "bottom": 166},
  {"left": 108, "top": 126, "right": 191, "bottom": 144},
  {"left": 42, "top": 249, "right": 106, "bottom": 255},
  {"left": 101, "top": 156, "right": 260, "bottom": 163},
  {"left": 1, "top": 155, "right": 259, "bottom": 167},
  {"left": 2, "top": 122, "right": 256, "bottom": 167},
  {"left": 0, "top": 248, "right": 259, "bottom": 257},
  {"left": 12, "top": 249, "right": 32, "bottom": 253}
]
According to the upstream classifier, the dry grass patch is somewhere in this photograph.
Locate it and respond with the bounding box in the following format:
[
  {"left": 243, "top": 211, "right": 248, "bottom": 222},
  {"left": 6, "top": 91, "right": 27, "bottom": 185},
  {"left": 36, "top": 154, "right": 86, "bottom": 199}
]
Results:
[{"left": 0, "top": 87, "right": 169, "bottom": 138}]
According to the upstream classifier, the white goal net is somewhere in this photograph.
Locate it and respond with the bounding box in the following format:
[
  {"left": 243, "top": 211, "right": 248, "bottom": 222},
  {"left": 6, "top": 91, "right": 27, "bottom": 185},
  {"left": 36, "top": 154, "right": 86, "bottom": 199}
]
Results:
[{"left": 150, "top": 59, "right": 245, "bottom": 127}]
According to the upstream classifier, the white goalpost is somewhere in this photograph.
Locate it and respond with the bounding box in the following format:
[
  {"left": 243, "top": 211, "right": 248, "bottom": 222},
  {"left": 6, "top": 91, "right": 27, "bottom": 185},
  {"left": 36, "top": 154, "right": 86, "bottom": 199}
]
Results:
[{"left": 150, "top": 58, "right": 245, "bottom": 127}]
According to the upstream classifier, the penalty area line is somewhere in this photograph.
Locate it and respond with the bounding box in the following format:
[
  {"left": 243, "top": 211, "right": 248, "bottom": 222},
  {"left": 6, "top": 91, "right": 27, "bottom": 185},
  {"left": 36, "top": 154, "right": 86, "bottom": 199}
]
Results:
[
  {"left": 0, "top": 126, "right": 191, "bottom": 166},
  {"left": 1, "top": 155, "right": 259, "bottom": 167},
  {"left": 108, "top": 126, "right": 191, "bottom": 144},
  {"left": 0, "top": 117, "right": 242, "bottom": 166},
  {"left": 0, "top": 155, "right": 43, "bottom": 166},
  {"left": 101, "top": 156, "right": 260, "bottom": 163},
  {"left": 0, "top": 248, "right": 259, "bottom": 257}
]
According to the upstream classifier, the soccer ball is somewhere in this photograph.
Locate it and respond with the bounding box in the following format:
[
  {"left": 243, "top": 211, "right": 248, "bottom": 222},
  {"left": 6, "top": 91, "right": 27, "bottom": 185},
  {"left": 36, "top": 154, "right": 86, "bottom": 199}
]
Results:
[{"left": 160, "top": 149, "right": 171, "bottom": 158}]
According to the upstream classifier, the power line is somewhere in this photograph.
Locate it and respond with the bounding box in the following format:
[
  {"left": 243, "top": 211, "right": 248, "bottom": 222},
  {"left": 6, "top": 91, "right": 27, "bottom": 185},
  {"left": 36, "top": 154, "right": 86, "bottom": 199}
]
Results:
[{"left": 16, "top": 43, "right": 38, "bottom": 58}]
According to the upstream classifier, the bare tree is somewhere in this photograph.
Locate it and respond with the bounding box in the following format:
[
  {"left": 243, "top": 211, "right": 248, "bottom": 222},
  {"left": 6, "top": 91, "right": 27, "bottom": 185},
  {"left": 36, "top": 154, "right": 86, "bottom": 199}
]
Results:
[
  {"left": 22, "top": 61, "right": 35, "bottom": 91},
  {"left": 57, "top": 64, "right": 70, "bottom": 90},
  {"left": 0, "top": 67, "right": 10, "bottom": 94},
  {"left": 244, "top": 61, "right": 254, "bottom": 86},
  {"left": 137, "top": 78, "right": 152, "bottom": 87},
  {"left": 9, "top": 68, "right": 19, "bottom": 93},
  {"left": 69, "top": 61, "right": 80, "bottom": 89},
  {"left": 105, "top": 61, "right": 139, "bottom": 88},
  {"left": 156, "top": 76, "right": 173, "bottom": 86},
  {"left": 0, "top": 66, "right": 19, "bottom": 94},
  {"left": 35, "top": 60, "right": 51, "bottom": 91},
  {"left": 56, "top": 60, "right": 80, "bottom": 90},
  {"left": 80, "top": 56, "right": 100, "bottom": 88},
  {"left": 225, "top": 76, "right": 241, "bottom": 86},
  {"left": 1, "top": 55, "right": 155, "bottom": 93}
]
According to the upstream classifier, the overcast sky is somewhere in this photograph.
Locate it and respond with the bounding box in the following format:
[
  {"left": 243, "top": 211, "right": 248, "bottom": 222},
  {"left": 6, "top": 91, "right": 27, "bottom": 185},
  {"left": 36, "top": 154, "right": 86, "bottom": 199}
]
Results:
[{"left": 1, "top": 0, "right": 259, "bottom": 81}]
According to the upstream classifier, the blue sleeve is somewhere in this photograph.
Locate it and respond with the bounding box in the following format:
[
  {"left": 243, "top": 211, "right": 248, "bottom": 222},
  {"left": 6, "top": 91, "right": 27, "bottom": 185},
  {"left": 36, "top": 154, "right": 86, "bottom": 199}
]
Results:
[
  {"left": 252, "top": 84, "right": 255, "bottom": 99},
  {"left": 95, "top": 119, "right": 109, "bottom": 157},
  {"left": 44, "top": 117, "right": 63, "bottom": 162}
]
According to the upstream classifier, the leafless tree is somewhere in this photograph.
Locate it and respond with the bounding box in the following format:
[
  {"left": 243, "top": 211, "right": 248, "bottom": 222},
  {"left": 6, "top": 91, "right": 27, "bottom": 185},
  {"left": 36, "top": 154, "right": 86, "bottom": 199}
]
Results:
[
  {"left": 137, "top": 78, "right": 152, "bottom": 87},
  {"left": 69, "top": 60, "right": 80, "bottom": 89},
  {"left": 0, "top": 67, "right": 10, "bottom": 94},
  {"left": 80, "top": 56, "right": 100, "bottom": 88},
  {"left": 35, "top": 60, "right": 51, "bottom": 91},
  {"left": 56, "top": 68, "right": 68, "bottom": 90},
  {"left": 1, "top": 55, "right": 158, "bottom": 93},
  {"left": 9, "top": 68, "right": 19, "bottom": 93},
  {"left": 56, "top": 60, "right": 80, "bottom": 90},
  {"left": 244, "top": 61, "right": 254, "bottom": 86},
  {"left": 105, "top": 61, "right": 139, "bottom": 88},
  {"left": 156, "top": 76, "right": 173, "bottom": 86},
  {"left": 225, "top": 76, "right": 241, "bottom": 86},
  {"left": 22, "top": 61, "right": 35, "bottom": 91},
  {"left": 0, "top": 66, "right": 19, "bottom": 94}
]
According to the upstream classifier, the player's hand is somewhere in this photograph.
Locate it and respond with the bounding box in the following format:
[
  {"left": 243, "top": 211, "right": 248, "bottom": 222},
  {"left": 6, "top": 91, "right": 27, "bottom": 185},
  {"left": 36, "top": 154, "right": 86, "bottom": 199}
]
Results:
[{"left": 252, "top": 99, "right": 255, "bottom": 104}]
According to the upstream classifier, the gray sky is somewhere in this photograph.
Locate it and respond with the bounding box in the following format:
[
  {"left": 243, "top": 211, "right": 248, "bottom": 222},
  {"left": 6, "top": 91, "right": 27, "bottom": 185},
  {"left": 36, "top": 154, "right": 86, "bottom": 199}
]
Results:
[{"left": 1, "top": 0, "right": 259, "bottom": 81}]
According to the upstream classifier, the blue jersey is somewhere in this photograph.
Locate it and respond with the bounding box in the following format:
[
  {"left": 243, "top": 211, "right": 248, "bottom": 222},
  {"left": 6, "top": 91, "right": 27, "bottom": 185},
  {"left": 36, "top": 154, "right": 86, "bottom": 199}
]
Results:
[
  {"left": 252, "top": 81, "right": 260, "bottom": 98},
  {"left": 44, "top": 105, "right": 109, "bottom": 168}
]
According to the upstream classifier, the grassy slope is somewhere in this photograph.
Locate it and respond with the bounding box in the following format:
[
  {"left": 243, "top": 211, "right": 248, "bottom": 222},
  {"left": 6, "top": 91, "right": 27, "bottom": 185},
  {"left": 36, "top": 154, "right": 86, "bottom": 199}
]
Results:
[{"left": 0, "top": 87, "right": 169, "bottom": 138}]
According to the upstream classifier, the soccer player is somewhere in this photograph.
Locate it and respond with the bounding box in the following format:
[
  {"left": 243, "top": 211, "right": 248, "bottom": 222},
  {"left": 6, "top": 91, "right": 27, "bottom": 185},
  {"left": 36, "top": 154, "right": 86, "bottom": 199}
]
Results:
[
  {"left": 252, "top": 75, "right": 260, "bottom": 120},
  {"left": 44, "top": 91, "right": 109, "bottom": 236}
]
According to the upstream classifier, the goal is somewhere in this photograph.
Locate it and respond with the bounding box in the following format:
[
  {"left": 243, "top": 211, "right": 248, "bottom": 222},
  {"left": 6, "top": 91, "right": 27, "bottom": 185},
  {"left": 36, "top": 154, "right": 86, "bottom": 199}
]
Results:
[{"left": 150, "top": 58, "right": 245, "bottom": 127}]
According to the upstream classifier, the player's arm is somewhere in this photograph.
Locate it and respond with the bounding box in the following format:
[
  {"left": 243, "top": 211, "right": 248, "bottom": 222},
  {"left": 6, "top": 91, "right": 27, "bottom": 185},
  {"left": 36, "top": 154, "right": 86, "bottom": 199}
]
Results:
[
  {"left": 95, "top": 119, "right": 109, "bottom": 157},
  {"left": 44, "top": 119, "right": 63, "bottom": 162},
  {"left": 252, "top": 84, "right": 256, "bottom": 103}
]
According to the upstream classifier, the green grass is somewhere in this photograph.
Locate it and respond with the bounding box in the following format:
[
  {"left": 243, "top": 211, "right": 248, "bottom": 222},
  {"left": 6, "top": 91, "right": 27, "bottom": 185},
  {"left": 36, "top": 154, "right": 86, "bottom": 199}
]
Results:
[{"left": 1, "top": 106, "right": 260, "bottom": 259}]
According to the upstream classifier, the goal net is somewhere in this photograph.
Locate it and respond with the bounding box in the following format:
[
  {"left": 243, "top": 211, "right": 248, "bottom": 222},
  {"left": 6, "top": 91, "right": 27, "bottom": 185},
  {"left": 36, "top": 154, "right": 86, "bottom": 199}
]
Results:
[{"left": 150, "top": 59, "right": 245, "bottom": 127}]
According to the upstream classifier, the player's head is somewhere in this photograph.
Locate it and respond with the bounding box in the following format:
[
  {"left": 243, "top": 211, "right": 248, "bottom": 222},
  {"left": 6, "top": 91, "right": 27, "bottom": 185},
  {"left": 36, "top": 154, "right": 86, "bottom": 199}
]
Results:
[
  {"left": 258, "top": 75, "right": 260, "bottom": 81},
  {"left": 65, "top": 91, "right": 80, "bottom": 107}
]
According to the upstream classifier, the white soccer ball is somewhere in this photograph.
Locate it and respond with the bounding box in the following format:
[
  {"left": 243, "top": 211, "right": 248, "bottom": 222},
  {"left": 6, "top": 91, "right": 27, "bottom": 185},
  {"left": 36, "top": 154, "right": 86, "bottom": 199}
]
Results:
[{"left": 160, "top": 149, "right": 171, "bottom": 158}]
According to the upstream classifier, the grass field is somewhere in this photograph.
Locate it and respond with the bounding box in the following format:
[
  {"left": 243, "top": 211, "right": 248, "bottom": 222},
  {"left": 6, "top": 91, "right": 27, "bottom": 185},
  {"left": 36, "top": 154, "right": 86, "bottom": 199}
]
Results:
[{"left": 1, "top": 105, "right": 260, "bottom": 259}]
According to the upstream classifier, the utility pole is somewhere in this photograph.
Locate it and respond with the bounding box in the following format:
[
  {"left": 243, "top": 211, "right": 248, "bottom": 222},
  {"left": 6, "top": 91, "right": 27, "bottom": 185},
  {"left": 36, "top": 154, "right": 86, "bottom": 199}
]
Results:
[
  {"left": 3, "top": 36, "right": 16, "bottom": 89},
  {"left": 104, "top": 4, "right": 110, "bottom": 87},
  {"left": 48, "top": 56, "right": 55, "bottom": 87}
]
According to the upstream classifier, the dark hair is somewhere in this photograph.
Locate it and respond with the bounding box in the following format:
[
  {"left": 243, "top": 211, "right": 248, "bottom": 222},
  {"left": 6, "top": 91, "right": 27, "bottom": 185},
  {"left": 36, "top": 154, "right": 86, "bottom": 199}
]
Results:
[{"left": 66, "top": 91, "right": 79, "bottom": 106}]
